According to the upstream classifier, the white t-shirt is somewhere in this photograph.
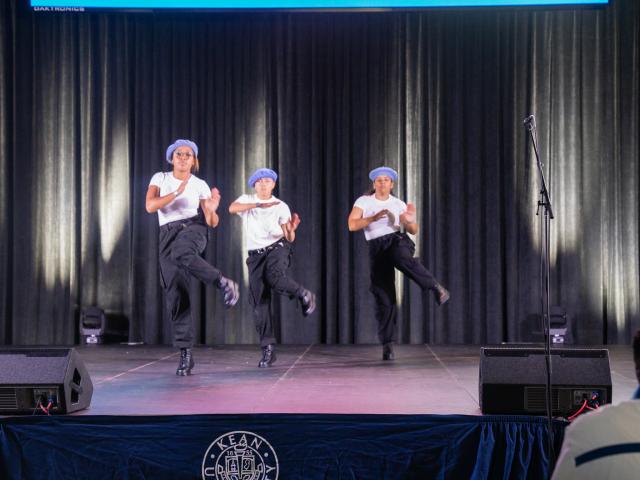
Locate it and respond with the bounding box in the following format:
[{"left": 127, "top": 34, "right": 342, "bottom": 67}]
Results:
[
  {"left": 552, "top": 400, "right": 640, "bottom": 480},
  {"left": 353, "top": 194, "right": 408, "bottom": 241},
  {"left": 234, "top": 194, "right": 291, "bottom": 251},
  {"left": 149, "top": 172, "right": 212, "bottom": 226}
]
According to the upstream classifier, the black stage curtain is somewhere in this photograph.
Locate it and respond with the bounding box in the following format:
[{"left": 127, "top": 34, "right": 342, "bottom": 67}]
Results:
[{"left": 0, "top": 1, "right": 638, "bottom": 346}]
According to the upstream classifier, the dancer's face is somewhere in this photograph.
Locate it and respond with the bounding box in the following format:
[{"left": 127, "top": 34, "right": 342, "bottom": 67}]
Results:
[
  {"left": 373, "top": 175, "right": 394, "bottom": 196},
  {"left": 172, "top": 147, "right": 196, "bottom": 172},
  {"left": 254, "top": 177, "right": 276, "bottom": 199}
]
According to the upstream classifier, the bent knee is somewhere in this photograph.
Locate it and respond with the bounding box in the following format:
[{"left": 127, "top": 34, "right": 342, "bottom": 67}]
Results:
[
  {"left": 264, "top": 270, "right": 287, "bottom": 288},
  {"left": 170, "top": 247, "right": 198, "bottom": 266}
]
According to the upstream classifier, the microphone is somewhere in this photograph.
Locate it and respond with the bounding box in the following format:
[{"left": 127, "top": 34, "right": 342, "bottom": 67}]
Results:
[{"left": 523, "top": 115, "right": 535, "bottom": 125}]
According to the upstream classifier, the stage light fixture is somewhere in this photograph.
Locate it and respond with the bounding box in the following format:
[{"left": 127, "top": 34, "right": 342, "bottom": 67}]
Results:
[
  {"left": 79, "top": 306, "right": 128, "bottom": 345},
  {"left": 549, "top": 306, "right": 569, "bottom": 344}
]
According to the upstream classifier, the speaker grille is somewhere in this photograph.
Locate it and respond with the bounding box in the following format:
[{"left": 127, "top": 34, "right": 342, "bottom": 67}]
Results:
[
  {"left": 0, "top": 387, "right": 18, "bottom": 410},
  {"left": 524, "top": 386, "right": 560, "bottom": 412}
]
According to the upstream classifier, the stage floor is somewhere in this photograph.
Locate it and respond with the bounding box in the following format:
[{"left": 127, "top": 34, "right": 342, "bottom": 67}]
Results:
[{"left": 78, "top": 344, "right": 638, "bottom": 416}]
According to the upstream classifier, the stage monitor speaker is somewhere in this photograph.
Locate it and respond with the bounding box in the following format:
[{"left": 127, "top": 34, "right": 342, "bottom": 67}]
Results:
[
  {"left": 479, "top": 346, "right": 612, "bottom": 416},
  {"left": 0, "top": 347, "right": 93, "bottom": 414}
]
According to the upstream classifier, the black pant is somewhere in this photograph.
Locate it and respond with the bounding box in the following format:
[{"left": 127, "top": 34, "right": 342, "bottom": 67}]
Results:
[
  {"left": 246, "top": 241, "right": 304, "bottom": 347},
  {"left": 158, "top": 216, "right": 222, "bottom": 348},
  {"left": 368, "top": 232, "right": 439, "bottom": 345}
]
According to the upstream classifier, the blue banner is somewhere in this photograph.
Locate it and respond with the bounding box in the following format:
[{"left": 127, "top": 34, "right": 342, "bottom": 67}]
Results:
[
  {"left": 0, "top": 413, "right": 567, "bottom": 480},
  {"left": 31, "top": 0, "right": 609, "bottom": 10}
]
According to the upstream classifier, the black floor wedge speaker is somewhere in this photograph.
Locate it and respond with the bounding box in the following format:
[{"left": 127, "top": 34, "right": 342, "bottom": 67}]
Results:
[
  {"left": 0, "top": 347, "right": 93, "bottom": 414},
  {"left": 479, "top": 346, "right": 612, "bottom": 415}
]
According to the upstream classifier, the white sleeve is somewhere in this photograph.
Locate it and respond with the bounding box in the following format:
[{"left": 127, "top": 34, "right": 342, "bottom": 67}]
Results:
[
  {"left": 198, "top": 179, "right": 212, "bottom": 199},
  {"left": 233, "top": 194, "right": 252, "bottom": 216},
  {"left": 353, "top": 196, "right": 369, "bottom": 211},
  {"left": 149, "top": 172, "right": 165, "bottom": 188},
  {"left": 278, "top": 202, "right": 292, "bottom": 225}
]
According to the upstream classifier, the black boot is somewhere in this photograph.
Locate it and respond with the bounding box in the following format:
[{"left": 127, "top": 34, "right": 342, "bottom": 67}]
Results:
[
  {"left": 433, "top": 284, "right": 450, "bottom": 306},
  {"left": 298, "top": 288, "right": 316, "bottom": 316},
  {"left": 218, "top": 276, "right": 240, "bottom": 308},
  {"left": 176, "top": 348, "right": 195, "bottom": 376},
  {"left": 258, "top": 344, "right": 277, "bottom": 368},
  {"left": 382, "top": 342, "right": 395, "bottom": 361}
]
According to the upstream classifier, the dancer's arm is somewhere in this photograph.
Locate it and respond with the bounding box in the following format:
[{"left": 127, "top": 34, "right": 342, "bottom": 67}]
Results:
[
  {"left": 228, "top": 200, "right": 280, "bottom": 214},
  {"left": 281, "top": 213, "right": 301, "bottom": 242},
  {"left": 399, "top": 203, "right": 419, "bottom": 235},
  {"left": 145, "top": 178, "right": 189, "bottom": 213},
  {"left": 347, "top": 207, "right": 389, "bottom": 232},
  {"left": 200, "top": 188, "right": 220, "bottom": 228}
]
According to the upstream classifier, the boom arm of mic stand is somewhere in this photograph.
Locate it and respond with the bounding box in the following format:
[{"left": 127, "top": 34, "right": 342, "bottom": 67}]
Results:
[{"left": 528, "top": 124, "right": 554, "bottom": 219}]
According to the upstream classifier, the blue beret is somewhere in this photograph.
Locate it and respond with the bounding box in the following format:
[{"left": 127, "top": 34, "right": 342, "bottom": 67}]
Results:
[
  {"left": 166, "top": 139, "right": 199, "bottom": 164},
  {"left": 248, "top": 168, "right": 278, "bottom": 188},
  {"left": 369, "top": 166, "right": 398, "bottom": 183}
]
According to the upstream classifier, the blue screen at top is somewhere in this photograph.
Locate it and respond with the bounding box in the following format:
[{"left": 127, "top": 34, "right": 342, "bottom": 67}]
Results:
[{"left": 30, "top": 0, "right": 609, "bottom": 9}]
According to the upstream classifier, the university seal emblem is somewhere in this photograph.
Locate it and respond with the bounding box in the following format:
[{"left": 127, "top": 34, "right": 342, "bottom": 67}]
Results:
[{"left": 202, "top": 431, "right": 279, "bottom": 480}]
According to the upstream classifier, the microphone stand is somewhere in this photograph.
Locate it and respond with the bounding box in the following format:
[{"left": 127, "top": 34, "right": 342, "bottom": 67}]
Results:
[{"left": 524, "top": 115, "right": 555, "bottom": 469}]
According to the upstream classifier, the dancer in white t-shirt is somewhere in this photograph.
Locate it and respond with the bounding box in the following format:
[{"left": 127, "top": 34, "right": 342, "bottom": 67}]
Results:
[
  {"left": 229, "top": 168, "right": 316, "bottom": 368},
  {"left": 146, "top": 139, "right": 239, "bottom": 376},
  {"left": 348, "top": 166, "right": 449, "bottom": 360}
]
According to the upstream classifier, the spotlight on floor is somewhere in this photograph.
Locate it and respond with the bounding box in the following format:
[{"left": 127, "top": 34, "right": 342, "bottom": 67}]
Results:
[
  {"left": 79, "top": 306, "right": 128, "bottom": 345},
  {"left": 549, "top": 306, "right": 570, "bottom": 344}
]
